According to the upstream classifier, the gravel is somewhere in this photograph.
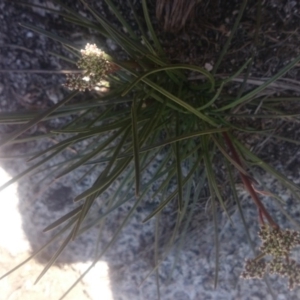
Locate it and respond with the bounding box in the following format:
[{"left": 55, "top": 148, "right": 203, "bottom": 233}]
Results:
[{"left": 1, "top": 1, "right": 300, "bottom": 299}]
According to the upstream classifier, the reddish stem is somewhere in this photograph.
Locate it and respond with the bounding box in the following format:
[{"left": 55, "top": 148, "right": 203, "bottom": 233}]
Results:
[
  {"left": 222, "top": 132, "right": 279, "bottom": 230},
  {"left": 258, "top": 208, "right": 264, "bottom": 225}
]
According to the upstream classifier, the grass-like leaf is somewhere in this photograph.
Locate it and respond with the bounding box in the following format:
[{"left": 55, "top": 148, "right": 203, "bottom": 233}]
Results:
[
  {"left": 131, "top": 98, "right": 140, "bottom": 197},
  {"left": 121, "top": 64, "right": 215, "bottom": 96},
  {"left": 203, "top": 136, "right": 219, "bottom": 288},
  {"left": 0, "top": 218, "right": 76, "bottom": 280},
  {"left": 141, "top": 0, "right": 163, "bottom": 54},
  {"left": 56, "top": 128, "right": 125, "bottom": 178},
  {"left": 0, "top": 91, "right": 78, "bottom": 148},
  {"left": 43, "top": 205, "right": 83, "bottom": 232},
  {"left": 35, "top": 231, "right": 73, "bottom": 284},
  {"left": 217, "top": 53, "right": 300, "bottom": 111}
]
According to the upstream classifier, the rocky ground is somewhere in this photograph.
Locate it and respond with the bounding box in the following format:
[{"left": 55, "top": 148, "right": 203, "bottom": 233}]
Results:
[{"left": 1, "top": 0, "right": 300, "bottom": 300}]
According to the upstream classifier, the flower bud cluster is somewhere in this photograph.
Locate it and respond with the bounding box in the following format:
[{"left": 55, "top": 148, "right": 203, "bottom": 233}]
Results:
[
  {"left": 64, "top": 43, "right": 117, "bottom": 91},
  {"left": 258, "top": 225, "right": 300, "bottom": 257},
  {"left": 269, "top": 258, "right": 300, "bottom": 289},
  {"left": 241, "top": 225, "right": 300, "bottom": 290},
  {"left": 241, "top": 259, "right": 267, "bottom": 279}
]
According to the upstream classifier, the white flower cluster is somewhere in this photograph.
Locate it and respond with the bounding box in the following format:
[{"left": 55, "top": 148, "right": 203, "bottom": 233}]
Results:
[
  {"left": 64, "top": 43, "right": 116, "bottom": 91},
  {"left": 241, "top": 225, "right": 300, "bottom": 290}
]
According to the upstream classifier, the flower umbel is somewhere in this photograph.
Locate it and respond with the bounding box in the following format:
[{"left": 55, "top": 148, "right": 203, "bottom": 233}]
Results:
[
  {"left": 241, "top": 225, "right": 300, "bottom": 290},
  {"left": 241, "top": 258, "right": 267, "bottom": 279},
  {"left": 64, "top": 43, "right": 118, "bottom": 91},
  {"left": 259, "top": 225, "right": 300, "bottom": 258}
]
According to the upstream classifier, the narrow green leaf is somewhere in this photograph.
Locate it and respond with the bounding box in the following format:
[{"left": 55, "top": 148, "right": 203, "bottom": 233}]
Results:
[
  {"left": 20, "top": 23, "right": 79, "bottom": 51},
  {"left": 131, "top": 98, "right": 140, "bottom": 197},
  {"left": 203, "top": 136, "right": 233, "bottom": 223},
  {"left": 203, "top": 137, "right": 219, "bottom": 288},
  {"left": 28, "top": 120, "right": 129, "bottom": 162},
  {"left": 127, "top": 0, "right": 155, "bottom": 53},
  {"left": 254, "top": 132, "right": 300, "bottom": 146},
  {"left": 140, "top": 127, "right": 228, "bottom": 153},
  {"left": 103, "top": 0, "right": 137, "bottom": 39},
  {"left": 35, "top": 231, "right": 73, "bottom": 284},
  {"left": 74, "top": 157, "right": 131, "bottom": 202},
  {"left": 233, "top": 135, "right": 300, "bottom": 192},
  {"left": 58, "top": 187, "right": 145, "bottom": 300},
  {"left": 122, "top": 64, "right": 215, "bottom": 96},
  {"left": 0, "top": 145, "right": 66, "bottom": 193},
  {"left": 0, "top": 219, "right": 76, "bottom": 280},
  {"left": 197, "top": 82, "right": 224, "bottom": 111},
  {"left": 154, "top": 212, "right": 161, "bottom": 300},
  {"left": 224, "top": 159, "right": 255, "bottom": 251},
  {"left": 71, "top": 127, "right": 131, "bottom": 238},
  {"left": 212, "top": 135, "right": 250, "bottom": 177},
  {"left": 141, "top": 78, "right": 217, "bottom": 125},
  {"left": 217, "top": 53, "right": 300, "bottom": 111},
  {"left": 56, "top": 128, "right": 124, "bottom": 178},
  {"left": 143, "top": 153, "right": 203, "bottom": 223},
  {"left": 43, "top": 205, "right": 83, "bottom": 232},
  {"left": 0, "top": 91, "right": 79, "bottom": 148},
  {"left": 175, "top": 113, "right": 183, "bottom": 211},
  {"left": 76, "top": 165, "right": 97, "bottom": 184},
  {"left": 212, "top": 0, "right": 248, "bottom": 74},
  {"left": 251, "top": 169, "right": 300, "bottom": 230},
  {"left": 141, "top": 0, "right": 163, "bottom": 54}
]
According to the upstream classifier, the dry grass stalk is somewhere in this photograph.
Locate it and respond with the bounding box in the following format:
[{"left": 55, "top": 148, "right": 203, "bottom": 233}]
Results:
[{"left": 156, "top": 0, "right": 198, "bottom": 32}]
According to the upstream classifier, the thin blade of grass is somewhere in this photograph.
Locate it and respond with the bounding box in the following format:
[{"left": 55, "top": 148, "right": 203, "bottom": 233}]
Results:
[
  {"left": 141, "top": 0, "right": 163, "bottom": 54},
  {"left": 143, "top": 153, "right": 203, "bottom": 223},
  {"left": 43, "top": 205, "right": 83, "bottom": 232},
  {"left": 74, "top": 157, "right": 132, "bottom": 202},
  {"left": 253, "top": 132, "right": 300, "bottom": 146},
  {"left": 217, "top": 53, "right": 300, "bottom": 111},
  {"left": 127, "top": 0, "right": 155, "bottom": 53},
  {"left": 197, "top": 82, "right": 224, "bottom": 111},
  {"left": 76, "top": 165, "right": 97, "bottom": 184},
  {"left": 203, "top": 136, "right": 219, "bottom": 288},
  {"left": 0, "top": 145, "right": 66, "bottom": 193},
  {"left": 140, "top": 127, "right": 228, "bottom": 153},
  {"left": 175, "top": 113, "right": 183, "bottom": 211},
  {"left": 121, "top": 64, "right": 215, "bottom": 96},
  {"left": 103, "top": 0, "right": 137, "bottom": 39},
  {"left": 232, "top": 135, "right": 300, "bottom": 192},
  {"left": 204, "top": 136, "right": 233, "bottom": 223},
  {"left": 154, "top": 212, "right": 161, "bottom": 300},
  {"left": 47, "top": 51, "right": 77, "bottom": 64},
  {"left": 58, "top": 186, "right": 145, "bottom": 300},
  {"left": 141, "top": 79, "right": 217, "bottom": 125},
  {"left": 28, "top": 120, "right": 129, "bottom": 162},
  {"left": 131, "top": 98, "right": 140, "bottom": 197},
  {"left": 34, "top": 231, "right": 73, "bottom": 284},
  {"left": 0, "top": 218, "right": 76, "bottom": 280},
  {"left": 251, "top": 169, "right": 300, "bottom": 230},
  {"left": 56, "top": 128, "right": 125, "bottom": 178},
  {"left": 212, "top": 0, "right": 248, "bottom": 74},
  {"left": 167, "top": 171, "right": 193, "bottom": 281},
  {"left": 212, "top": 135, "right": 250, "bottom": 176},
  {"left": 78, "top": 148, "right": 164, "bottom": 235},
  {"left": 19, "top": 23, "right": 79, "bottom": 51},
  {"left": 139, "top": 102, "right": 166, "bottom": 146},
  {"left": 71, "top": 127, "right": 132, "bottom": 237},
  {"left": 224, "top": 159, "right": 255, "bottom": 251},
  {"left": 0, "top": 91, "right": 78, "bottom": 148}
]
